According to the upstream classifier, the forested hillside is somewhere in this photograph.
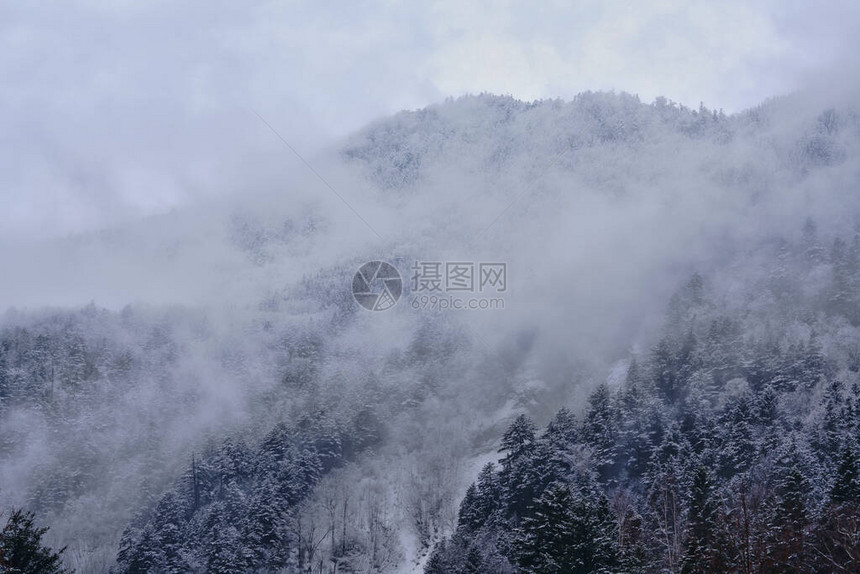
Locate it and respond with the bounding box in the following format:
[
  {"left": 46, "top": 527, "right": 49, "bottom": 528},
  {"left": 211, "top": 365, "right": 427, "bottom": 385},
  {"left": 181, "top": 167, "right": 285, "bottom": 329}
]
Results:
[
  {"left": 431, "top": 223, "right": 860, "bottom": 573},
  {"left": 2, "top": 90, "right": 860, "bottom": 573}
]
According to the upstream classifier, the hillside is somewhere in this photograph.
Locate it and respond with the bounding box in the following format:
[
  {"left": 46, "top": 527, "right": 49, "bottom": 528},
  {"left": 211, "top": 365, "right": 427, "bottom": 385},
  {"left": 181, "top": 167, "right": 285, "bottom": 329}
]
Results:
[{"left": 2, "top": 90, "right": 860, "bottom": 572}]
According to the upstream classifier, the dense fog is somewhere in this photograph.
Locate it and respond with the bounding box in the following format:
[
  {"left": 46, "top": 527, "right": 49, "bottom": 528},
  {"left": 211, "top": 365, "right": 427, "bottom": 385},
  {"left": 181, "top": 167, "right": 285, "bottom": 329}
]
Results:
[
  {"left": 2, "top": 88, "right": 860, "bottom": 572},
  {"left": 4, "top": 2, "right": 860, "bottom": 572}
]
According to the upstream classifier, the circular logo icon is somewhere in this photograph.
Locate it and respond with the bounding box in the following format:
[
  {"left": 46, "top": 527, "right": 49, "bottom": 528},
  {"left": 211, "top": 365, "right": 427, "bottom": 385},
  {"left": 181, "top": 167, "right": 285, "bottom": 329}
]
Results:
[{"left": 352, "top": 261, "right": 402, "bottom": 311}]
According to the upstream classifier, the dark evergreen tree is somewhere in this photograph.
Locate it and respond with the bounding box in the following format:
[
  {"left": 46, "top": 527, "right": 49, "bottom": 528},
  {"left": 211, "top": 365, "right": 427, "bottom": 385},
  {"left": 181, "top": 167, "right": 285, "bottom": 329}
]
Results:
[
  {"left": 830, "top": 442, "right": 860, "bottom": 505},
  {"left": 652, "top": 337, "right": 681, "bottom": 404},
  {"left": 815, "top": 442, "right": 860, "bottom": 571},
  {"left": 581, "top": 383, "right": 619, "bottom": 480},
  {"left": 801, "top": 332, "right": 826, "bottom": 388},
  {"left": 818, "top": 380, "right": 848, "bottom": 456},
  {"left": 680, "top": 466, "right": 720, "bottom": 574},
  {"left": 475, "top": 462, "right": 501, "bottom": 521},
  {"left": 206, "top": 516, "right": 244, "bottom": 574},
  {"left": 150, "top": 491, "right": 190, "bottom": 574},
  {"left": 0, "top": 509, "right": 70, "bottom": 574},
  {"left": 717, "top": 395, "right": 756, "bottom": 476},
  {"left": 768, "top": 465, "right": 812, "bottom": 572},
  {"left": 619, "top": 358, "right": 646, "bottom": 416},
  {"left": 499, "top": 415, "right": 543, "bottom": 518},
  {"left": 424, "top": 539, "right": 449, "bottom": 574},
  {"left": 499, "top": 414, "right": 537, "bottom": 463},
  {"left": 544, "top": 407, "right": 577, "bottom": 451},
  {"left": 515, "top": 483, "right": 617, "bottom": 574},
  {"left": 614, "top": 494, "right": 647, "bottom": 573},
  {"left": 460, "top": 545, "right": 484, "bottom": 574},
  {"left": 753, "top": 384, "right": 779, "bottom": 426},
  {"left": 456, "top": 483, "right": 482, "bottom": 533}
]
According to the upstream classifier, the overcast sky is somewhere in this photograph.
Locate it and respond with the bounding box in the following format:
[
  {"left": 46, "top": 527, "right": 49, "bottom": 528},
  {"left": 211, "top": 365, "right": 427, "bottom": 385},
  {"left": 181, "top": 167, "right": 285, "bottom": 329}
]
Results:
[{"left": 2, "top": 0, "right": 858, "bottom": 243}]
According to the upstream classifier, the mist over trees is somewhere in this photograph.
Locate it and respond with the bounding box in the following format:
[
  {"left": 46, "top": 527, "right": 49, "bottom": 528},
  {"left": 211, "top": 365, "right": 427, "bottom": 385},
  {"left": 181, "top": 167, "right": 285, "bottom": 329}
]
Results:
[
  {"left": 2, "top": 91, "right": 860, "bottom": 572},
  {"left": 431, "top": 225, "right": 860, "bottom": 572}
]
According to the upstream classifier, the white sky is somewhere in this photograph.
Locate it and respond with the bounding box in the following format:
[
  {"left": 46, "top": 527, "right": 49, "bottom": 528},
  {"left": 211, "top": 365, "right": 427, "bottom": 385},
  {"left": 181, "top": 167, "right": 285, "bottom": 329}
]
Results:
[{"left": 1, "top": 0, "right": 858, "bottom": 242}]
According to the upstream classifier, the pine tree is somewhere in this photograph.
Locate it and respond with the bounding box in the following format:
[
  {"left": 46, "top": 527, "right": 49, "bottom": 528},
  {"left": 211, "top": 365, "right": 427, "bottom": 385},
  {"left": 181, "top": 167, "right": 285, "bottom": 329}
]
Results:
[
  {"left": 245, "top": 475, "right": 284, "bottom": 564},
  {"left": 424, "top": 539, "right": 449, "bottom": 574},
  {"left": 515, "top": 483, "right": 617, "bottom": 574},
  {"left": 150, "top": 491, "right": 190, "bottom": 574},
  {"left": 830, "top": 442, "right": 860, "bottom": 505},
  {"left": 499, "top": 414, "right": 537, "bottom": 464},
  {"left": 544, "top": 407, "right": 578, "bottom": 450},
  {"left": 818, "top": 380, "right": 847, "bottom": 456},
  {"left": 681, "top": 466, "right": 719, "bottom": 574},
  {"left": 424, "top": 552, "right": 445, "bottom": 574},
  {"left": 753, "top": 385, "right": 782, "bottom": 456},
  {"left": 538, "top": 409, "right": 578, "bottom": 487},
  {"left": 498, "top": 414, "right": 544, "bottom": 518},
  {"left": 0, "top": 508, "right": 70, "bottom": 574},
  {"left": 620, "top": 357, "right": 647, "bottom": 413},
  {"left": 582, "top": 383, "right": 619, "bottom": 479},
  {"left": 652, "top": 337, "right": 680, "bottom": 403},
  {"left": 649, "top": 422, "right": 691, "bottom": 471},
  {"left": 457, "top": 483, "right": 482, "bottom": 533},
  {"left": 769, "top": 465, "right": 811, "bottom": 571},
  {"left": 206, "top": 515, "right": 244, "bottom": 574},
  {"left": 115, "top": 523, "right": 160, "bottom": 574},
  {"left": 475, "top": 462, "right": 501, "bottom": 516},
  {"left": 753, "top": 385, "right": 779, "bottom": 427},
  {"left": 279, "top": 448, "right": 322, "bottom": 506},
  {"left": 460, "top": 545, "right": 484, "bottom": 574},
  {"left": 813, "top": 442, "right": 860, "bottom": 570},
  {"left": 614, "top": 490, "right": 647, "bottom": 573}
]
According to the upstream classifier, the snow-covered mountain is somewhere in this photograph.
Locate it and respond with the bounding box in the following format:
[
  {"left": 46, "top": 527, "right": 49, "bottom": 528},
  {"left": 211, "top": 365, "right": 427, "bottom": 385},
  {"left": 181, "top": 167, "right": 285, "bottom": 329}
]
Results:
[{"left": 2, "top": 90, "right": 860, "bottom": 572}]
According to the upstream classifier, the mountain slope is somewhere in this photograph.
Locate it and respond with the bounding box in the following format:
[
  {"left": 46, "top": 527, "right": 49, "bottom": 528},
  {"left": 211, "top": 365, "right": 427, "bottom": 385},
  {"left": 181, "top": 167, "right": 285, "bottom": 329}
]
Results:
[{"left": 2, "top": 90, "right": 860, "bottom": 572}]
